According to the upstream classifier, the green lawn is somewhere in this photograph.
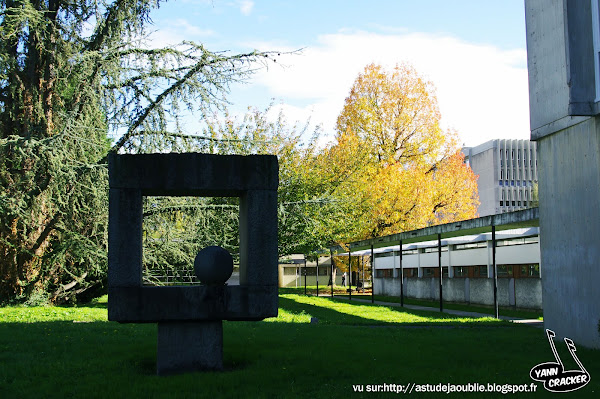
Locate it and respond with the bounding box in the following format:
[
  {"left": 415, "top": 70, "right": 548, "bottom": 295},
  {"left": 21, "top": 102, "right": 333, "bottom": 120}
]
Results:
[
  {"left": 0, "top": 293, "right": 598, "bottom": 398},
  {"left": 282, "top": 286, "right": 543, "bottom": 320}
]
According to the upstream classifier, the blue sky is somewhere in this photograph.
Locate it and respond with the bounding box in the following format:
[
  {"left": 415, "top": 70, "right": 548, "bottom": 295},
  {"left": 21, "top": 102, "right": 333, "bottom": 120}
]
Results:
[{"left": 148, "top": 0, "right": 530, "bottom": 147}]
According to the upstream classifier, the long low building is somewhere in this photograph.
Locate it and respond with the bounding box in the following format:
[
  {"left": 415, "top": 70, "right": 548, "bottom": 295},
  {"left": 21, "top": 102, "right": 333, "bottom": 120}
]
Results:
[{"left": 370, "top": 227, "right": 541, "bottom": 309}]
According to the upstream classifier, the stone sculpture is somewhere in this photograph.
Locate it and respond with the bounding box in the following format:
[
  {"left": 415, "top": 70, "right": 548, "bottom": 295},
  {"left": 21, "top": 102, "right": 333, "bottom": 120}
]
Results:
[{"left": 107, "top": 152, "right": 278, "bottom": 375}]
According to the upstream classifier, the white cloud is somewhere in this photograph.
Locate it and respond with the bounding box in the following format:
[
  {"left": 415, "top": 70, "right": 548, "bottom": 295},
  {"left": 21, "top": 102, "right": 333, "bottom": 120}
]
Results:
[
  {"left": 238, "top": 0, "right": 254, "bottom": 16},
  {"left": 242, "top": 31, "right": 530, "bottom": 147},
  {"left": 147, "top": 19, "right": 216, "bottom": 47}
]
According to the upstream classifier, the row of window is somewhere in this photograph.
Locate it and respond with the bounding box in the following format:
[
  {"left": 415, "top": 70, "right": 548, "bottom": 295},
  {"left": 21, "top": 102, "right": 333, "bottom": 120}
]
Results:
[
  {"left": 284, "top": 267, "right": 329, "bottom": 276},
  {"left": 500, "top": 200, "right": 530, "bottom": 207},
  {"left": 373, "top": 237, "right": 538, "bottom": 258},
  {"left": 500, "top": 189, "right": 532, "bottom": 207},
  {"left": 376, "top": 264, "right": 540, "bottom": 279},
  {"left": 500, "top": 159, "right": 537, "bottom": 168},
  {"left": 499, "top": 180, "right": 535, "bottom": 187},
  {"left": 499, "top": 147, "right": 536, "bottom": 164},
  {"left": 499, "top": 168, "right": 537, "bottom": 181},
  {"left": 496, "top": 236, "right": 539, "bottom": 247}
]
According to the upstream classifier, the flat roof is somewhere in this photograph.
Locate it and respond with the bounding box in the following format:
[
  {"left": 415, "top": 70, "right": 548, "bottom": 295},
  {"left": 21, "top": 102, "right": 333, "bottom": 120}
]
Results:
[{"left": 330, "top": 207, "right": 539, "bottom": 253}]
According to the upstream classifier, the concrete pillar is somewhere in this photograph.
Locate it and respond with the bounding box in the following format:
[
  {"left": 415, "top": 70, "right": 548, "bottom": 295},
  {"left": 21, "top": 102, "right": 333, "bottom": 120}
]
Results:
[
  {"left": 537, "top": 118, "right": 600, "bottom": 348},
  {"left": 157, "top": 321, "right": 223, "bottom": 375},
  {"left": 447, "top": 245, "right": 454, "bottom": 278}
]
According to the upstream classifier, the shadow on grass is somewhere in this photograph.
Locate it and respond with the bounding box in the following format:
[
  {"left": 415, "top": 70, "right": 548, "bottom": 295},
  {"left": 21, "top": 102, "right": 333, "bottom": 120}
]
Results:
[
  {"left": 277, "top": 295, "right": 505, "bottom": 328},
  {"left": 278, "top": 296, "right": 376, "bottom": 326},
  {"left": 2, "top": 302, "right": 599, "bottom": 399}
]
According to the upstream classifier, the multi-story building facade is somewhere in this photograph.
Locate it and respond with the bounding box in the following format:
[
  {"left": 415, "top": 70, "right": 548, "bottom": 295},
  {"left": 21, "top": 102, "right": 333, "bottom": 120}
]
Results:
[
  {"left": 463, "top": 139, "right": 538, "bottom": 217},
  {"left": 372, "top": 227, "right": 542, "bottom": 309}
]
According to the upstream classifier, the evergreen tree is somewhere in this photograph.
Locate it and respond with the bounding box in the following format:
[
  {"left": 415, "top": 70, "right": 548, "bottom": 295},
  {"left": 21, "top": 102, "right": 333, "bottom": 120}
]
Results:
[{"left": 0, "top": 0, "right": 276, "bottom": 303}]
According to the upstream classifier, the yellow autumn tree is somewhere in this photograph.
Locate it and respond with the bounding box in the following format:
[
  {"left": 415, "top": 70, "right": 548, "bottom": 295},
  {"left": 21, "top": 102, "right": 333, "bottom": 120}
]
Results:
[{"left": 323, "top": 63, "right": 479, "bottom": 239}]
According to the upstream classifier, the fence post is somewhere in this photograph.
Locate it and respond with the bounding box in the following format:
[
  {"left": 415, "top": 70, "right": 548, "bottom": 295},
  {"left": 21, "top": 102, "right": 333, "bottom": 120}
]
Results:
[
  {"left": 371, "top": 244, "right": 375, "bottom": 303},
  {"left": 348, "top": 245, "right": 351, "bottom": 301},
  {"left": 316, "top": 256, "right": 319, "bottom": 297},
  {"left": 330, "top": 249, "right": 334, "bottom": 298},
  {"left": 304, "top": 256, "right": 307, "bottom": 296},
  {"left": 438, "top": 234, "right": 443, "bottom": 312},
  {"left": 399, "top": 240, "right": 404, "bottom": 307},
  {"left": 492, "top": 225, "right": 498, "bottom": 319}
]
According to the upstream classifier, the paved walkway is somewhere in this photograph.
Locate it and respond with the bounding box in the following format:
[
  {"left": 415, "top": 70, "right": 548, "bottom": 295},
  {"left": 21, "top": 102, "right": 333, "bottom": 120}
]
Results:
[{"left": 322, "top": 295, "right": 543, "bottom": 327}]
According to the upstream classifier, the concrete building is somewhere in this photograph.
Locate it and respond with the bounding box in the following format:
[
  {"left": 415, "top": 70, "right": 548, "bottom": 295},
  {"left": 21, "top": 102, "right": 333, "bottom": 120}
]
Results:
[
  {"left": 525, "top": 0, "right": 600, "bottom": 347},
  {"left": 278, "top": 255, "right": 343, "bottom": 287},
  {"left": 463, "top": 139, "right": 538, "bottom": 217},
  {"left": 371, "top": 228, "right": 542, "bottom": 309},
  {"left": 330, "top": 209, "right": 540, "bottom": 311}
]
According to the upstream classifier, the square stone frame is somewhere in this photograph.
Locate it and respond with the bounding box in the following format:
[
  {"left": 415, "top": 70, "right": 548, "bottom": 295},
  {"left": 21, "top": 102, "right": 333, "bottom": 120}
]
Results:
[{"left": 107, "top": 152, "right": 279, "bottom": 323}]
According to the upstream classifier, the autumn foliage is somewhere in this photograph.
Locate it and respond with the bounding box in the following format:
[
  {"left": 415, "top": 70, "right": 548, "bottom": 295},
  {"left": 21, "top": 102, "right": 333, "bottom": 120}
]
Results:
[{"left": 321, "top": 63, "right": 479, "bottom": 240}]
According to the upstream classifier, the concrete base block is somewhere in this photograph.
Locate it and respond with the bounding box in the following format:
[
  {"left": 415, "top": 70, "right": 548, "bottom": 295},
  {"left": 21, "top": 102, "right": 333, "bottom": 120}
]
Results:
[{"left": 157, "top": 321, "right": 223, "bottom": 375}]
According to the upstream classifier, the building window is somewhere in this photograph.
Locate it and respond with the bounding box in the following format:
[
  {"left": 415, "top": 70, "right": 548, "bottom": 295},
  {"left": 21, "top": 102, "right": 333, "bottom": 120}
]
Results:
[
  {"left": 454, "top": 242, "right": 487, "bottom": 250},
  {"left": 376, "top": 269, "right": 393, "bottom": 278},
  {"left": 497, "top": 236, "right": 539, "bottom": 247},
  {"left": 497, "top": 265, "right": 513, "bottom": 277},
  {"left": 520, "top": 264, "right": 540, "bottom": 278},
  {"left": 422, "top": 268, "right": 435, "bottom": 277},
  {"left": 403, "top": 268, "right": 418, "bottom": 277},
  {"left": 477, "top": 265, "right": 488, "bottom": 277},
  {"left": 423, "top": 246, "right": 448, "bottom": 253},
  {"left": 453, "top": 266, "right": 469, "bottom": 277}
]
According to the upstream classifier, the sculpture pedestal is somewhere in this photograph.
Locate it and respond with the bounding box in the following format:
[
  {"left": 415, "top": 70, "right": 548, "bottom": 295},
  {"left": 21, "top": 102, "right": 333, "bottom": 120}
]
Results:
[{"left": 156, "top": 321, "right": 223, "bottom": 375}]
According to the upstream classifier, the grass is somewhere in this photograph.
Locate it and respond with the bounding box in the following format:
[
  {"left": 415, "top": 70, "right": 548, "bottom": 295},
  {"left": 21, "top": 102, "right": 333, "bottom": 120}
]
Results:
[
  {"left": 1, "top": 292, "right": 598, "bottom": 398},
  {"left": 282, "top": 286, "right": 543, "bottom": 320},
  {"left": 373, "top": 295, "right": 544, "bottom": 320}
]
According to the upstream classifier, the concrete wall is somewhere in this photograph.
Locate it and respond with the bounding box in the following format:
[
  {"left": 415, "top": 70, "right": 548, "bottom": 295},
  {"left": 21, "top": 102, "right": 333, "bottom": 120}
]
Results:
[
  {"left": 525, "top": 0, "right": 571, "bottom": 135},
  {"left": 451, "top": 247, "right": 488, "bottom": 266},
  {"left": 374, "top": 277, "right": 542, "bottom": 310},
  {"left": 280, "top": 274, "right": 342, "bottom": 288},
  {"left": 470, "top": 145, "right": 497, "bottom": 217},
  {"left": 526, "top": 0, "right": 600, "bottom": 347},
  {"left": 536, "top": 117, "right": 600, "bottom": 347},
  {"left": 495, "top": 244, "right": 540, "bottom": 266}
]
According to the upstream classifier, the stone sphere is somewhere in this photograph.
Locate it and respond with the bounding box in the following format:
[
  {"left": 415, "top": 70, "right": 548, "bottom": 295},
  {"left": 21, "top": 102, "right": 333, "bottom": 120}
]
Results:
[{"left": 194, "top": 246, "right": 234, "bottom": 285}]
